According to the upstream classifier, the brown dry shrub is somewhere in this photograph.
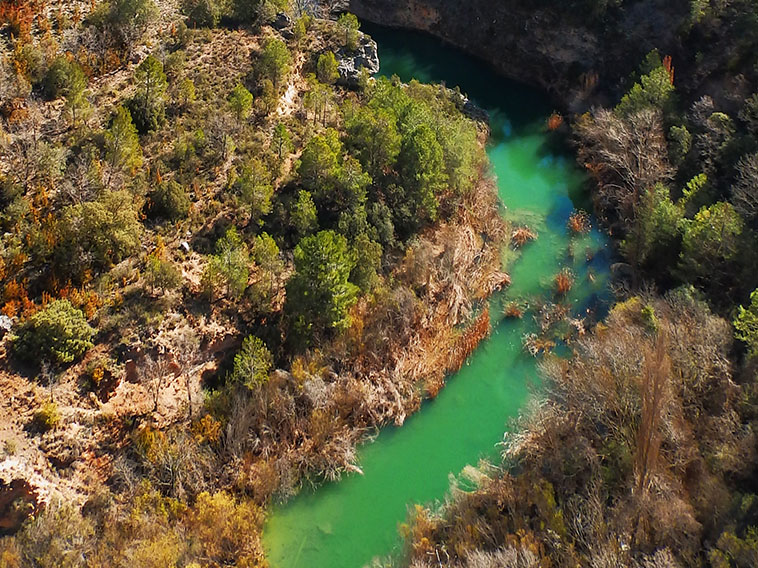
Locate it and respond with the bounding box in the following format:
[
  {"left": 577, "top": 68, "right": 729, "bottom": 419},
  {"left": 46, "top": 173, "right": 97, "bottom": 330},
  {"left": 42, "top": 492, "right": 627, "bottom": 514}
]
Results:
[
  {"left": 511, "top": 226, "right": 537, "bottom": 248},
  {"left": 554, "top": 268, "right": 575, "bottom": 295},
  {"left": 405, "top": 290, "right": 754, "bottom": 565}
]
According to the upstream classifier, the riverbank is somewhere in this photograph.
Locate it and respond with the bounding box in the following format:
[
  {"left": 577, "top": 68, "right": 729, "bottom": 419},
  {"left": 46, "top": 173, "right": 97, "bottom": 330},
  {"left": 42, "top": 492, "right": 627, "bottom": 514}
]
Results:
[
  {"left": 264, "top": 25, "right": 612, "bottom": 567},
  {"left": 0, "top": 12, "right": 514, "bottom": 559}
]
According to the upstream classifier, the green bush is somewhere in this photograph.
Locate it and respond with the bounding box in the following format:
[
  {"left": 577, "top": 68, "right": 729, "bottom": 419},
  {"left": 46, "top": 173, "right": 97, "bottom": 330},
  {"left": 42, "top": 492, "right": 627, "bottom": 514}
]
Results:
[
  {"left": 12, "top": 300, "right": 95, "bottom": 367},
  {"left": 181, "top": 0, "right": 223, "bottom": 27},
  {"left": 126, "top": 95, "right": 166, "bottom": 134},
  {"left": 228, "top": 83, "right": 253, "bottom": 120},
  {"left": 149, "top": 180, "right": 191, "bottom": 220},
  {"left": 145, "top": 255, "right": 183, "bottom": 293},
  {"left": 316, "top": 52, "right": 339, "bottom": 85},
  {"left": 337, "top": 13, "right": 360, "bottom": 51},
  {"left": 286, "top": 230, "right": 358, "bottom": 338},
  {"left": 43, "top": 57, "right": 87, "bottom": 101},
  {"left": 203, "top": 227, "right": 250, "bottom": 300},
  {"left": 105, "top": 0, "right": 159, "bottom": 49},
  {"left": 230, "top": 335, "right": 273, "bottom": 390},
  {"left": 258, "top": 37, "right": 291, "bottom": 89},
  {"left": 57, "top": 190, "right": 143, "bottom": 274},
  {"left": 735, "top": 289, "right": 758, "bottom": 358},
  {"left": 32, "top": 402, "right": 61, "bottom": 432}
]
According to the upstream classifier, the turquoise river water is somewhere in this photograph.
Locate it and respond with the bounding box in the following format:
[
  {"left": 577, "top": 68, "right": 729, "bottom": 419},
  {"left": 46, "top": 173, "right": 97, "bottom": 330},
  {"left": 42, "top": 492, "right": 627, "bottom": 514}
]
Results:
[{"left": 264, "top": 24, "right": 613, "bottom": 568}]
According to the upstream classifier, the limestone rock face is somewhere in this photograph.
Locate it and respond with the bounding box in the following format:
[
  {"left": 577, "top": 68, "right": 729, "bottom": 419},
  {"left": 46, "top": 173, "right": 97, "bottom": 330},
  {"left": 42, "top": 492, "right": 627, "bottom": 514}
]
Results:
[
  {"left": 336, "top": 32, "right": 380, "bottom": 88},
  {"left": 346, "top": 0, "right": 689, "bottom": 110}
]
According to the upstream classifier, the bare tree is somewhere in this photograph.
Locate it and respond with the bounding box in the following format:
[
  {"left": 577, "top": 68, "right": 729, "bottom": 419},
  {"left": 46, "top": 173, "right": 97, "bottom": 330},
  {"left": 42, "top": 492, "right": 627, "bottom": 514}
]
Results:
[
  {"left": 61, "top": 146, "right": 104, "bottom": 205},
  {"left": 575, "top": 108, "right": 673, "bottom": 223},
  {"left": 732, "top": 152, "right": 758, "bottom": 223},
  {"left": 138, "top": 353, "right": 174, "bottom": 413},
  {"left": 690, "top": 95, "right": 735, "bottom": 173},
  {"left": 205, "top": 111, "right": 237, "bottom": 165},
  {"left": 40, "top": 361, "right": 57, "bottom": 402},
  {"left": 635, "top": 330, "right": 670, "bottom": 496},
  {"left": 169, "top": 327, "right": 200, "bottom": 418}
]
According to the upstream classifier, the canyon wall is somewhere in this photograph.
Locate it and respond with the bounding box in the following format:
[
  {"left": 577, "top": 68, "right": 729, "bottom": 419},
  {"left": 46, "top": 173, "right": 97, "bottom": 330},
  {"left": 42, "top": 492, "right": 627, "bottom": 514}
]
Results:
[{"left": 348, "top": 0, "right": 689, "bottom": 110}]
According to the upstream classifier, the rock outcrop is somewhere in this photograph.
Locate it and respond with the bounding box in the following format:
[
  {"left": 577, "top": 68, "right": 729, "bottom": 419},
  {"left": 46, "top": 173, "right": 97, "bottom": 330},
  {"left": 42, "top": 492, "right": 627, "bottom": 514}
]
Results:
[
  {"left": 272, "top": 12, "right": 295, "bottom": 39},
  {"left": 336, "top": 32, "right": 380, "bottom": 88}
]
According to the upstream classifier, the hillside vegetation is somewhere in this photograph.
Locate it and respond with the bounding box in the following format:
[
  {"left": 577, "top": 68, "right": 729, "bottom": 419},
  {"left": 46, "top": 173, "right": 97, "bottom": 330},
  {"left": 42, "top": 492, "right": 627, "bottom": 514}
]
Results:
[{"left": 0, "top": 0, "right": 508, "bottom": 563}]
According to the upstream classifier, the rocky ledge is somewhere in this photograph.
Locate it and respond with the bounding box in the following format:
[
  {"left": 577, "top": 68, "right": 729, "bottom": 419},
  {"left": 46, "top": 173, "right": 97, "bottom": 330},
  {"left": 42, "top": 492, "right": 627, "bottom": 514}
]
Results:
[{"left": 336, "top": 31, "right": 380, "bottom": 88}]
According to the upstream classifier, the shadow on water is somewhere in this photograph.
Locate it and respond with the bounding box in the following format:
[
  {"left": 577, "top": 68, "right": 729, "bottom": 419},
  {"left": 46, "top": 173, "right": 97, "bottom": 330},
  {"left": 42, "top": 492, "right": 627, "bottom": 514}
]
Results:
[
  {"left": 264, "top": 24, "right": 613, "bottom": 568},
  {"left": 360, "top": 22, "right": 552, "bottom": 133}
]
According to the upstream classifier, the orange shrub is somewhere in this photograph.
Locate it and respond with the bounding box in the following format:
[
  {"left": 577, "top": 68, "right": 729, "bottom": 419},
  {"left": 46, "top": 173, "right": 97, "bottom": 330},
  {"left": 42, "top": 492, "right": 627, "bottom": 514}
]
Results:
[
  {"left": 554, "top": 268, "right": 575, "bottom": 295},
  {"left": 511, "top": 226, "right": 537, "bottom": 247},
  {"left": 504, "top": 302, "right": 523, "bottom": 319},
  {"left": 567, "top": 210, "right": 591, "bottom": 234},
  {"left": 547, "top": 112, "right": 563, "bottom": 131}
]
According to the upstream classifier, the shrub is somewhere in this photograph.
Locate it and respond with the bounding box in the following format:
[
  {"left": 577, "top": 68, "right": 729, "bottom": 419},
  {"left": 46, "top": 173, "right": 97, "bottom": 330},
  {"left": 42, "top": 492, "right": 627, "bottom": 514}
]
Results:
[
  {"left": 258, "top": 37, "right": 291, "bottom": 89},
  {"left": 149, "top": 180, "right": 191, "bottom": 220},
  {"left": 350, "top": 234, "right": 382, "bottom": 292},
  {"left": 188, "top": 491, "right": 266, "bottom": 565},
  {"left": 105, "top": 106, "right": 143, "bottom": 185},
  {"left": 230, "top": 335, "right": 273, "bottom": 390},
  {"left": 735, "top": 289, "right": 758, "bottom": 358},
  {"left": 126, "top": 96, "right": 166, "bottom": 134},
  {"left": 203, "top": 227, "right": 250, "bottom": 300},
  {"left": 228, "top": 83, "right": 253, "bottom": 121},
  {"left": 181, "top": 0, "right": 222, "bottom": 27},
  {"left": 337, "top": 13, "right": 360, "bottom": 51},
  {"left": 286, "top": 230, "right": 358, "bottom": 338},
  {"left": 316, "top": 52, "right": 339, "bottom": 85},
  {"left": 615, "top": 62, "right": 676, "bottom": 117},
  {"left": 127, "top": 55, "right": 167, "bottom": 133},
  {"left": 678, "top": 201, "right": 743, "bottom": 290},
  {"left": 12, "top": 300, "right": 95, "bottom": 367},
  {"left": 43, "top": 57, "right": 87, "bottom": 101},
  {"left": 554, "top": 268, "right": 575, "bottom": 295},
  {"left": 234, "top": 159, "right": 273, "bottom": 226},
  {"left": 145, "top": 255, "right": 182, "bottom": 293},
  {"left": 230, "top": 0, "right": 261, "bottom": 23},
  {"left": 57, "top": 190, "right": 143, "bottom": 273},
  {"left": 106, "top": 0, "right": 159, "bottom": 49},
  {"left": 291, "top": 190, "right": 318, "bottom": 236},
  {"left": 32, "top": 402, "right": 61, "bottom": 432}
]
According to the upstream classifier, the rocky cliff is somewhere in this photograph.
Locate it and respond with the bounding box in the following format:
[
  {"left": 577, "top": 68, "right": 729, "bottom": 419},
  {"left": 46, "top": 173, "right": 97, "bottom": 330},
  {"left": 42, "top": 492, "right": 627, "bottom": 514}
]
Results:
[{"left": 347, "top": 0, "right": 689, "bottom": 110}]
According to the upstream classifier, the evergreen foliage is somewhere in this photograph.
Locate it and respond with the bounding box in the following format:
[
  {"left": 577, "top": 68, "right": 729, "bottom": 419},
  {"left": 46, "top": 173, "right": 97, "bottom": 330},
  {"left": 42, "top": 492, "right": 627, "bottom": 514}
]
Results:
[{"left": 12, "top": 300, "right": 95, "bottom": 367}]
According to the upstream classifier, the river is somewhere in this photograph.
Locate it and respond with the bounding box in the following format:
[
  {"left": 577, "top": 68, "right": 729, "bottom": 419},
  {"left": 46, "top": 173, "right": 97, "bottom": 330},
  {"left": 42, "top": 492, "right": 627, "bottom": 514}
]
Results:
[{"left": 263, "top": 24, "right": 613, "bottom": 568}]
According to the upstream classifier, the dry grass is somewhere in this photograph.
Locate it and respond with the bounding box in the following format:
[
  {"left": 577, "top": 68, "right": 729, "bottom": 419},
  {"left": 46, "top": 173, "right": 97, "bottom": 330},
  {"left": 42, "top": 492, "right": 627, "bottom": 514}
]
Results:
[
  {"left": 511, "top": 226, "right": 537, "bottom": 248},
  {"left": 554, "top": 267, "right": 575, "bottom": 295}
]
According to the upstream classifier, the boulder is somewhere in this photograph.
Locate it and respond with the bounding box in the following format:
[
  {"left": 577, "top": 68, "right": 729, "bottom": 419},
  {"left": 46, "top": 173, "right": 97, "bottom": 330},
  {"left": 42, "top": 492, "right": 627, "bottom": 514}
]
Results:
[
  {"left": 336, "top": 32, "right": 380, "bottom": 88},
  {"left": 272, "top": 12, "right": 292, "bottom": 30},
  {"left": 462, "top": 98, "right": 489, "bottom": 123},
  {"left": 0, "top": 315, "right": 12, "bottom": 338},
  {"left": 271, "top": 12, "right": 295, "bottom": 38}
]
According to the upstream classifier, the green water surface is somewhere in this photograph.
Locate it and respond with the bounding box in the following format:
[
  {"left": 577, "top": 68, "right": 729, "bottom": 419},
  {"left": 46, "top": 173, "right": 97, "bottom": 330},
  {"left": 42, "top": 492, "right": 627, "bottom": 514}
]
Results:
[{"left": 264, "top": 25, "right": 612, "bottom": 568}]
